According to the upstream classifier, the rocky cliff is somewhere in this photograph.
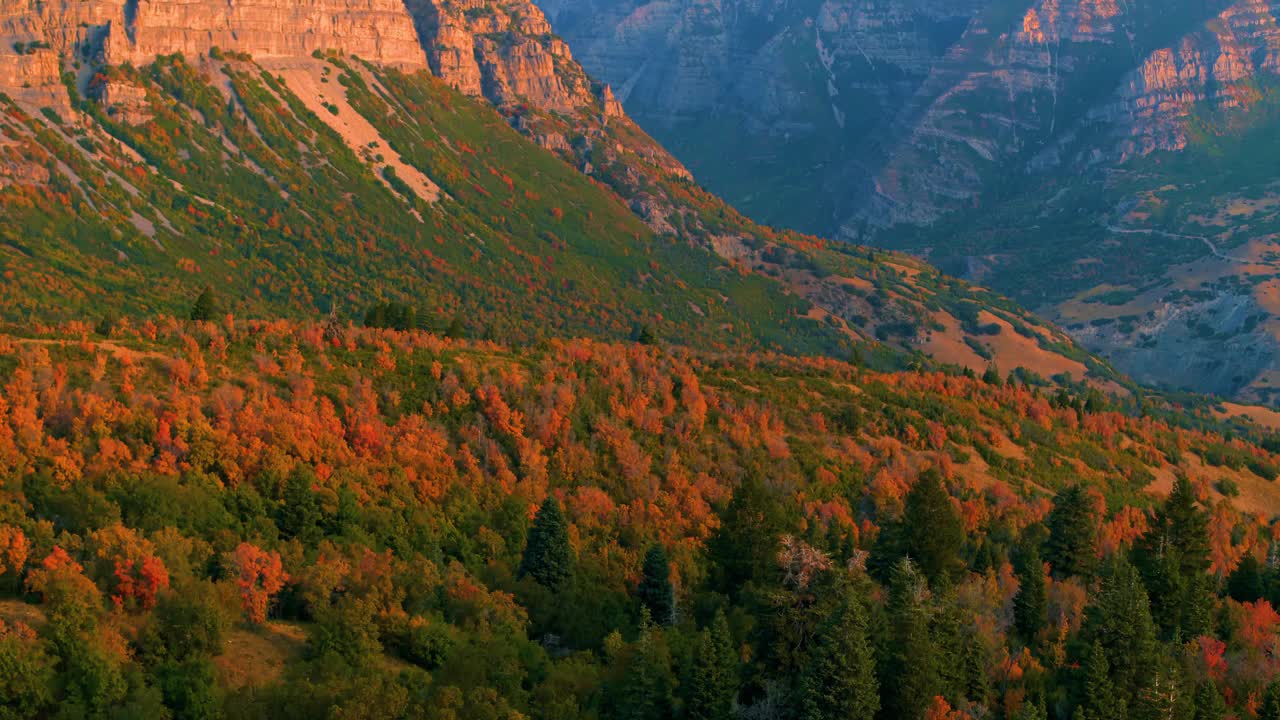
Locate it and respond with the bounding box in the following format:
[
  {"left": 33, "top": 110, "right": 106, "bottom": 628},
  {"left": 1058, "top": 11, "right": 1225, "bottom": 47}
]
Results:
[
  {"left": 0, "top": 0, "right": 429, "bottom": 115},
  {"left": 406, "top": 0, "right": 593, "bottom": 111},
  {"left": 0, "top": 0, "right": 687, "bottom": 180},
  {"left": 861, "top": 0, "right": 1280, "bottom": 230}
]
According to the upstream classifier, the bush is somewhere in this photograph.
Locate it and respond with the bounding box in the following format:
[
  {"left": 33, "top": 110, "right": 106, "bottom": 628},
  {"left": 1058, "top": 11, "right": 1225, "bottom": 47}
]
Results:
[{"left": 386, "top": 615, "right": 455, "bottom": 670}]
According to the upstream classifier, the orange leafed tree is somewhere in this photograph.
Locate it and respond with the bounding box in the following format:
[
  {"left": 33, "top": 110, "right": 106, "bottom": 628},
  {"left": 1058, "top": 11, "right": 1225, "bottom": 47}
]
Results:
[{"left": 226, "top": 543, "right": 288, "bottom": 623}]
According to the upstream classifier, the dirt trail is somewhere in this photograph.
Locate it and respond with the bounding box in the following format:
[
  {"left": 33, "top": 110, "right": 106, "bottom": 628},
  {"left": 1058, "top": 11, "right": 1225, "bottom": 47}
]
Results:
[
  {"left": 1105, "top": 224, "right": 1261, "bottom": 265},
  {"left": 6, "top": 336, "right": 171, "bottom": 363}
]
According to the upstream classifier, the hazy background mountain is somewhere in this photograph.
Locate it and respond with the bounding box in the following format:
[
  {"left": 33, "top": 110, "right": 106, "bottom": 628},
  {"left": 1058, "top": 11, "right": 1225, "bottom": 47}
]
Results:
[{"left": 534, "top": 0, "right": 1280, "bottom": 404}]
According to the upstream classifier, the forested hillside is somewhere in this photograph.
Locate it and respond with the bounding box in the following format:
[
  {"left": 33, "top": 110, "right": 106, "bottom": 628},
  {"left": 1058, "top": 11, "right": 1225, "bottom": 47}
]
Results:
[{"left": 1, "top": 319, "right": 1280, "bottom": 718}]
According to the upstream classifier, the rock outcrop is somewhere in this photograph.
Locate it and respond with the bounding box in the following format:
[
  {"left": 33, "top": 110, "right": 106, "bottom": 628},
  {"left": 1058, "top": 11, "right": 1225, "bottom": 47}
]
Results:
[
  {"left": 405, "top": 0, "right": 595, "bottom": 112},
  {"left": 0, "top": 0, "right": 429, "bottom": 114},
  {"left": 852, "top": 0, "right": 1280, "bottom": 231}
]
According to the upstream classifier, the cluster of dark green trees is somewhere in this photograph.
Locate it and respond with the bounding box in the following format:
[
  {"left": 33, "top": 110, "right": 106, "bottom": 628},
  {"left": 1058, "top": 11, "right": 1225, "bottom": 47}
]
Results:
[
  {"left": 9, "top": 451, "right": 1278, "bottom": 720},
  {"left": 506, "top": 472, "right": 1260, "bottom": 720}
]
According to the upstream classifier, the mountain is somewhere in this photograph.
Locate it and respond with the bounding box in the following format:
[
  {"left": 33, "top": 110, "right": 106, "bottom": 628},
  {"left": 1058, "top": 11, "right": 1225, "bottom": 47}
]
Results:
[
  {"left": 0, "top": 0, "right": 1115, "bottom": 385},
  {"left": 535, "top": 0, "right": 1280, "bottom": 404},
  {"left": 5, "top": 2, "right": 1280, "bottom": 718}
]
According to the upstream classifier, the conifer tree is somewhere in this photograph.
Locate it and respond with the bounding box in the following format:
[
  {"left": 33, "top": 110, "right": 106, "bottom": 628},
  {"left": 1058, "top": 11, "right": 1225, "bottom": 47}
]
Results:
[
  {"left": 797, "top": 593, "right": 879, "bottom": 720},
  {"left": 637, "top": 544, "right": 675, "bottom": 625},
  {"left": 708, "top": 475, "right": 791, "bottom": 599},
  {"left": 1045, "top": 484, "right": 1098, "bottom": 578},
  {"left": 903, "top": 469, "right": 965, "bottom": 588},
  {"left": 884, "top": 558, "right": 940, "bottom": 720},
  {"left": 1227, "top": 554, "right": 1266, "bottom": 603},
  {"left": 1191, "top": 682, "right": 1226, "bottom": 720},
  {"left": 189, "top": 288, "right": 217, "bottom": 322},
  {"left": 685, "top": 611, "right": 737, "bottom": 720},
  {"left": 1260, "top": 681, "right": 1280, "bottom": 720},
  {"left": 1079, "top": 641, "right": 1125, "bottom": 720},
  {"left": 1014, "top": 545, "right": 1048, "bottom": 644},
  {"left": 520, "top": 496, "right": 574, "bottom": 591},
  {"left": 1134, "top": 476, "right": 1213, "bottom": 640},
  {"left": 607, "top": 616, "right": 675, "bottom": 720},
  {"left": 1081, "top": 556, "right": 1158, "bottom": 712}
]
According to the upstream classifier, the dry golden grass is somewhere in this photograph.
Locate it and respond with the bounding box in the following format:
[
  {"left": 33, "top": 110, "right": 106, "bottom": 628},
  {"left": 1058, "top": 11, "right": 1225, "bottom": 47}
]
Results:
[{"left": 215, "top": 621, "right": 308, "bottom": 690}]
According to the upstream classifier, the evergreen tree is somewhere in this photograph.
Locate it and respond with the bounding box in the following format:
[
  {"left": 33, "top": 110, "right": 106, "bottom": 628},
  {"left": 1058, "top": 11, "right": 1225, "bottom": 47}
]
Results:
[
  {"left": 707, "top": 475, "right": 792, "bottom": 599},
  {"left": 444, "top": 316, "right": 466, "bottom": 339},
  {"left": 684, "top": 611, "right": 737, "bottom": 720},
  {"left": 1260, "top": 681, "right": 1280, "bottom": 720},
  {"left": 1081, "top": 556, "right": 1159, "bottom": 712},
  {"left": 1079, "top": 641, "right": 1125, "bottom": 720},
  {"left": 606, "top": 618, "right": 675, "bottom": 720},
  {"left": 1045, "top": 484, "right": 1098, "bottom": 579},
  {"left": 189, "top": 288, "right": 217, "bottom": 322},
  {"left": 982, "top": 364, "right": 1002, "bottom": 386},
  {"left": 1134, "top": 476, "right": 1213, "bottom": 640},
  {"left": 797, "top": 593, "right": 879, "bottom": 720},
  {"left": 934, "top": 587, "right": 990, "bottom": 707},
  {"left": 1132, "top": 659, "right": 1192, "bottom": 720},
  {"left": 1191, "top": 681, "right": 1226, "bottom": 720},
  {"left": 520, "top": 496, "right": 574, "bottom": 591},
  {"left": 276, "top": 468, "right": 324, "bottom": 546},
  {"left": 902, "top": 469, "right": 965, "bottom": 588},
  {"left": 637, "top": 544, "right": 675, "bottom": 625},
  {"left": 1014, "top": 544, "right": 1048, "bottom": 645},
  {"left": 883, "top": 558, "right": 940, "bottom": 720},
  {"left": 1227, "top": 553, "right": 1266, "bottom": 603}
]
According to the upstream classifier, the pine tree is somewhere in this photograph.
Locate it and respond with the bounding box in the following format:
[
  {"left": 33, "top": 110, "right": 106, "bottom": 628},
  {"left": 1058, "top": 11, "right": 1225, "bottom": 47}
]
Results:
[
  {"left": 189, "top": 288, "right": 217, "bottom": 322},
  {"left": 934, "top": 587, "right": 990, "bottom": 707},
  {"left": 1134, "top": 476, "right": 1212, "bottom": 640},
  {"left": 1045, "top": 484, "right": 1098, "bottom": 579},
  {"left": 1014, "top": 545, "right": 1048, "bottom": 645},
  {"left": 685, "top": 611, "right": 737, "bottom": 720},
  {"left": 637, "top": 544, "right": 675, "bottom": 625},
  {"left": 1259, "top": 681, "right": 1280, "bottom": 720},
  {"left": 903, "top": 469, "right": 965, "bottom": 588},
  {"left": 608, "top": 617, "right": 675, "bottom": 720},
  {"left": 520, "top": 496, "right": 574, "bottom": 591},
  {"left": 1081, "top": 556, "right": 1158, "bottom": 712},
  {"left": 708, "top": 475, "right": 791, "bottom": 599},
  {"left": 797, "top": 593, "right": 879, "bottom": 720},
  {"left": 884, "top": 558, "right": 940, "bottom": 720},
  {"left": 1191, "top": 682, "right": 1226, "bottom": 720},
  {"left": 1227, "top": 553, "right": 1266, "bottom": 602},
  {"left": 1079, "top": 641, "right": 1125, "bottom": 720},
  {"left": 982, "top": 364, "right": 1002, "bottom": 386},
  {"left": 1132, "top": 658, "right": 1193, "bottom": 720}
]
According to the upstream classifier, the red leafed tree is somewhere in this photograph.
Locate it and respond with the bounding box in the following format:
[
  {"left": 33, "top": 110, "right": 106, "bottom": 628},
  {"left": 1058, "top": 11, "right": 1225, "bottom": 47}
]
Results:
[
  {"left": 112, "top": 555, "right": 170, "bottom": 612},
  {"left": 923, "top": 696, "right": 967, "bottom": 720},
  {"left": 0, "top": 525, "right": 27, "bottom": 578},
  {"left": 226, "top": 543, "right": 288, "bottom": 623}
]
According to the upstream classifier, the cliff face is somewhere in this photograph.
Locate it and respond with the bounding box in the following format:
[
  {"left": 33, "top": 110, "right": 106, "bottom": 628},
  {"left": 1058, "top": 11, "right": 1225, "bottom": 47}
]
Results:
[
  {"left": 0, "top": 0, "right": 428, "bottom": 115},
  {"left": 860, "top": 0, "right": 1280, "bottom": 230},
  {"left": 535, "top": 0, "right": 1280, "bottom": 233},
  {"left": 406, "top": 0, "right": 595, "bottom": 112},
  {"left": 0, "top": 0, "right": 428, "bottom": 66},
  {"left": 0, "top": 0, "right": 625, "bottom": 116},
  {"left": 0, "top": 0, "right": 684, "bottom": 174}
]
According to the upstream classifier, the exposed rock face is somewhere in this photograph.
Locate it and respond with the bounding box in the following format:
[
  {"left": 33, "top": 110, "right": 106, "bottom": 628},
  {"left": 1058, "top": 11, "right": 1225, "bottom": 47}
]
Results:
[
  {"left": 405, "top": 0, "right": 595, "bottom": 112},
  {"left": 1095, "top": 0, "right": 1280, "bottom": 158},
  {"left": 0, "top": 0, "right": 430, "bottom": 67},
  {"left": 0, "top": 0, "right": 691, "bottom": 225},
  {"left": 535, "top": 0, "right": 1280, "bottom": 234},
  {"left": 859, "top": 0, "right": 1280, "bottom": 231},
  {"left": 531, "top": 0, "right": 989, "bottom": 233},
  {"left": 0, "top": 0, "right": 428, "bottom": 114},
  {"left": 116, "top": 0, "right": 429, "bottom": 67}
]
